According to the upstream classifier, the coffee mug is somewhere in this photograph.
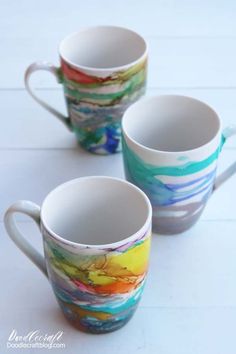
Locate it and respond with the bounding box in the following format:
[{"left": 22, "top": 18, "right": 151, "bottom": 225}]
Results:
[
  {"left": 122, "top": 95, "right": 236, "bottom": 234},
  {"left": 4, "top": 177, "right": 152, "bottom": 333},
  {"left": 25, "top": 26, "right": 147, "bottom": 155}
]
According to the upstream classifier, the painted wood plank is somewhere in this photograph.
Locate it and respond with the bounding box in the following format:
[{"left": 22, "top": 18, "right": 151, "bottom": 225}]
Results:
[
  {"left": 1, "top": 0, "right": 236, "bottom": 40},
  {"left": 1, "top": 88, "right": 236, "bottom": 149},
  {"left": 1, "top": 221, "right": 236, "bottom": 353},
  {"left": 146, "top": 221, "right": 236, "bottom": 307},
  {"left": 1, "top": 306, "right": 235, "bottom": 354},
  {"left": 0, "top": 149, "right": 123, "bottom": 221},
  {"left": 1, "top": 37, "right": 236, "bottom": 88},
  {"left": 1, "top": 89, "right": 75, "bottom": 149},
  {"left": 1, "top": 149, "right": 236, "bottom": 222}
]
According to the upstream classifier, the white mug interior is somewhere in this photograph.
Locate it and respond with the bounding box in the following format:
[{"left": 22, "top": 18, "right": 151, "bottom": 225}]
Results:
[
  {"left": 122, "top": 95, "right": 221, "bottom": 152},
  {"left": 41, "top": 177, "right": 151, "bottom": 246},
  {"left": 59, "top": 26, "right": 147, "bottom": 70}
]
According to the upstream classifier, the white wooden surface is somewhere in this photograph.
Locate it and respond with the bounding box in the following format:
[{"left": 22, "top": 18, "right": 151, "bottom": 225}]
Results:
[{"left": 1, "top": 1, "right": 236, "bottom": 353}]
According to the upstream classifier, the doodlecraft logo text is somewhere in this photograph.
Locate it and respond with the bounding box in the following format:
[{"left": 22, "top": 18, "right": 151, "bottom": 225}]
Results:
[{"left": 6, "top": 329, "right": 66, "bottom": 350}]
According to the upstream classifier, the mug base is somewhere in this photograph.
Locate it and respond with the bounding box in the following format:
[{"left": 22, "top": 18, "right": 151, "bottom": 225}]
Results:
[
  {"left": 152, "top": 207, "right": 205, "bottom": 235},
  {"left": 74, "top": 123, "right": 122, "bottom": 155},
  {"left": 153, "top": 223, "right": 195, "bottom": 235},
  {"left": 62, "top": 312, "right": 134, "bottom": 334},
  {"left": 58, "top": 299, "right": 136, "bottom": 334},
  {"left": 78, "top": 141, "right": 121, "bottom": 155}
]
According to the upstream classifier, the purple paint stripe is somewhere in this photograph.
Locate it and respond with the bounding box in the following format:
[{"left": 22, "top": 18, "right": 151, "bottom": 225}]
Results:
[
  {"left": 165, "top": 168, "right": 216, "bottom": 190},
  {"left": 105, "top": 228, "right": 150, "bottom": 253},
  {"left": 166, "top": 183, "right": 213, "bottom": 206}
]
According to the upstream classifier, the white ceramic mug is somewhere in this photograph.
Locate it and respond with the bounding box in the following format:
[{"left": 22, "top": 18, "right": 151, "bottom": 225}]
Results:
[
  {"left": 25, "top": 26, "right": 147, "bottom": 155},
  {"left": 122, "top": 95, "right": 236, "bottom": 234},
  {"left": 4, "top": 177, "right": 152, "bottom": 334}
]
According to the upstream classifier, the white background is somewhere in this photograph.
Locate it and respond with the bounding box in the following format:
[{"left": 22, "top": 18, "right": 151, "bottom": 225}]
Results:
[{"left": 1, "top": 1, "right": 236, "bottom": 353}]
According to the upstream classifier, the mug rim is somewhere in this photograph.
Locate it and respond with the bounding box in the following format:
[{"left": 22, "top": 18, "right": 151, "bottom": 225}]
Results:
[
  {"left": 40, "top": 176, "right": 152, "bottom": 249},
  {"left": 58, "top": 25, "right": 148, "bottom": 72},
  {"left": 122, "top": 94, "right": 222, "bottom": 155}
]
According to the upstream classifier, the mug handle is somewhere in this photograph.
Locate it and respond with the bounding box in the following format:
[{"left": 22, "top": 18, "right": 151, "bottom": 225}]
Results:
[
  {"left": 24, "top": 62, "right": 72, "bottom": 130},
  {"left": 213, "top": 126, "right": 236, "bottom": 191},
  {"left": 4, "top": 200, "right": 48, "bottom": 277}
]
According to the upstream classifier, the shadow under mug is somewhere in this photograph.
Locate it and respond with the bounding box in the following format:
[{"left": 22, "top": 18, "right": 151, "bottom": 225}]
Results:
[
  {"left": 24, "top": 26, "right": 147, "bottom": 155},
  {"left": 4, "top": 177, "right": 152, "bottom": 334},
  {"left": 122, "top": 95, "right": 236, "bottom": 234}
]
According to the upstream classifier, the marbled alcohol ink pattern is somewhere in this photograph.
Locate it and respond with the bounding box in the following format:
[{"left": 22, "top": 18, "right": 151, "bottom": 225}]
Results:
[
  {"left": 122, "top": 137, "right": 225, "bottom": 234},
  {"left": 43, "top": 227, "right": 151, "bottom": 333},
  {"left": 59, "top": 59, "right": 147, "bottom": 154}
]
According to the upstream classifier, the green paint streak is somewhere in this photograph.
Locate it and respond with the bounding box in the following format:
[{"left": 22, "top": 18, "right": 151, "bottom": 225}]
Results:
[
  {"left": 57, "top": 68, "right": 64, "bottom": 84},
  {"left": 177, "top": 155, "right": 188, "bottom": 161},
  {"left": 65, "top": 83, "right": 143, "bottom": 102},
  {"left": 64, "top": 70, "right": 146, "bottom": 101},
  {"left": 65, "top": 87, "right": 125, "bottom": 101},
  {"left": 123, "top": 135, "right": 225, "bottom": 177}
]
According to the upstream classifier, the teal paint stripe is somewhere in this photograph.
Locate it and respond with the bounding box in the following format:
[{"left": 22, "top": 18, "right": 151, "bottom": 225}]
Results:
[{"left": 123, "top": 135, "right": 225, "bottom": 177}]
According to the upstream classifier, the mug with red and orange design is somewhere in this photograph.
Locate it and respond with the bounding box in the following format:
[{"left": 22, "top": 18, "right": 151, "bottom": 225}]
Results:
[{"left": 25, "top": 26, "right": 147, "bottom": 154}]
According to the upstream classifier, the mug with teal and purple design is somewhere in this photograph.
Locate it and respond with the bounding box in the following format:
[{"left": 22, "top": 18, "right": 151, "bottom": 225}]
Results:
[
  {"left": 4, "top": 177, "right": 152, "bottom": 334},
  {"left": 122, "top": 95, "right": 236, "bottom": 234},
  {"left": 25, "top": 26, "right": 147, "bottom": 155}
]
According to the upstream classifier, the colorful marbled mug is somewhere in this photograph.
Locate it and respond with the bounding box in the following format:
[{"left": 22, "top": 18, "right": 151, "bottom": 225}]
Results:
[
  {"left": 24, "top": 26, "right": 147, "bottom": 154},
  {"left": 122, "top": 95, "right": 236, "bottom": 234},
  {"left": 4, "top": 177, "right": 152, "bottom": 333}
]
